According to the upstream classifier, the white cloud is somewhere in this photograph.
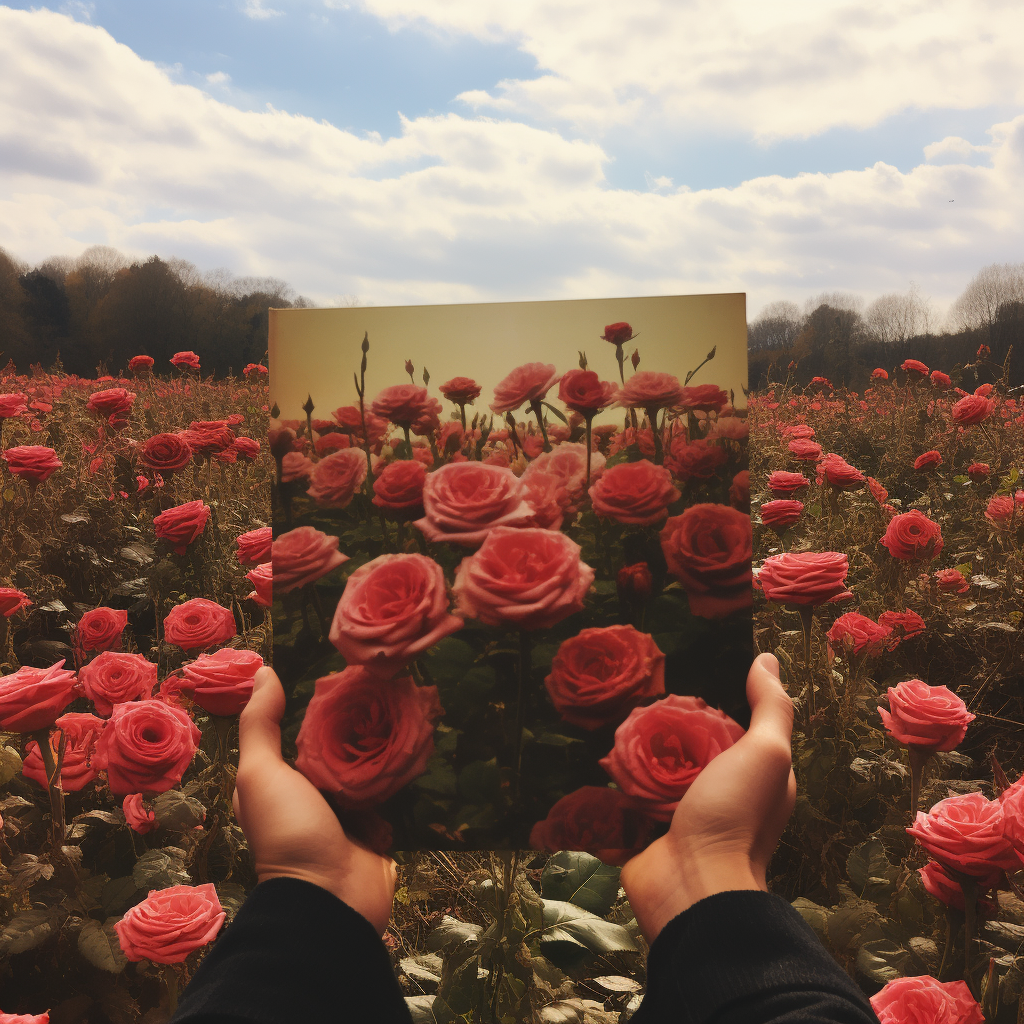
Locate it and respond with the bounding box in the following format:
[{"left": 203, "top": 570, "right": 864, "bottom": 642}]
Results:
[
  {"left": 0, "top": 6, "right": 1021, "bottom": 319},
  {"left": 241, "top": 0, "right": 283, "bottom": 20},
  {"left": 206, "top": 71, "right": 231, "bottom": 85},
  {"left": 59, "top": 1, "right": 94, "bottom": 21},
  {"left": 924, "top": 136, "right": 992, "bottom": 163}
]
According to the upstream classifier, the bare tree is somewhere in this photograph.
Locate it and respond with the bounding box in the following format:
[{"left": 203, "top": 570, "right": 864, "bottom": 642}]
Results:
[
  {"left": 947, "top": 263, "right": 1024, "bottom": 332},
  {"left": 865, "top": 284, "right": 934, "bottom": 343},
  {"left": 748, "top": 300, "right": 803, "bottom": 350},
  {"left": 804, "top": 291, "right": 864, "bottom": 316}
]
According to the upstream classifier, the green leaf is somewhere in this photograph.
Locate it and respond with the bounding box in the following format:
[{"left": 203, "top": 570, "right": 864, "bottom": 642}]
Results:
[
  {"left": 414, "top": 757, "right": 458, "bottom": 798},
  {"left": 0, "top": 744, "right": 22, "bottom": 786},
  {"left": 405, "top": 996, "right": 440, "bottom": 1023},
  {"left": 102, "top": 876, "right": 143, "bottom": 916},
  {"left": 590, "top": 580, "right": 617, "bottom": 596},
  {"left": 78, "top": 917, "right": 129, "bottom": 974},
  {"left": 856, "top": 938, "right": 909, "bottom": 984},
  {"left": 0, "top": 909, "right": 53, "bottom": 956},
  {"left": 425, "top": 915, "right": 483, "bottom": 954},
  {"left": 423, "top": 638, "right": 476, "bottom": 684},
  {"left": 153, "top": 791, "right": 208, "bottom": 831},
  {"left": 533, "top": 732, "right": 583, "bottom": 748},
  {"left": 458, "top": 758, "right": 501, "bottom": 804},
  {"left": 537, "top": 999, "right": 585, "bottom": 1023},
  {"left": 214, "top": 881, "right": 248, "bottom": 925},
  {"left": 538, "top": 900, "right": 638, "bottom": 955},
  {"left": 541, "top": 852, "right": 621, "bottom": 916},
  {"left": 133, "top": 847, "right": 190, "bottom": 891},
  {"left": 846, "top": 839, "right": 896, "bottom": 905}
]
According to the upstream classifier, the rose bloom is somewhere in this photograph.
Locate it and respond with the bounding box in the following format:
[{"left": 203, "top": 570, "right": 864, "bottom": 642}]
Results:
[
  {"left": 601, "top": 322, "right": 633, "bottom": 346},
  {"left": 967, "top": 462, "right": 990, "bottom": 482},
  {"left": 787, "top": 438, "right": 823, "bottom": 462},
  {"left": 906, "top": 791, "right": 1020, "bottom": 885},
  {"left": 372, "top": 459, "right": 427, "bottom": 510},
  {"left": 232, "top": 436, "right": 260, "bottom": 460},
  {"left": 660, "top": 504, "right": 752, "bottom": 619},
  {"left": 415, "top": 462, "right": 533, "bottom": 546},
  {"left": 599, "top": 694, "right": 744, "bottom": 820},
  {"left": 246, "top": 562, "right": 272, "bottom": 608},
  {"left": 438, "top": 377, "right": 482, "bottom": 405},
  {"left": 783, "top": 424, "right": 814, "bottom": 438},
  {"left": 544, "top": 625, "right": 665, "bottom": 730},
  {"left": 153, "top": 500, "right": 211, "bottom": 556},
  {"left": 87, "top": 387, "right": 135, "bottom": 417},
  {"left": 677, "top": 384, "right": 728, "bottom": 414},
  {"left": 952, "top": 393, "right": 995, "bottom": 425},
  {"left": 918, "top": 861, "right": 1000, "bottom": 916},
  {"left": 123, "top": 793, "right": 158, "bottom": 834},
  {"left": 529, "top": 786, "right": 656, "bottom": 866},
  {"left": 729, "top": 470, "right": 749, "bottom": 509},
  {"left": 816, "top": 453, "right": 865, "bottom": 490},
  {"left": 332, "top": 406, "right": 389, "bottom": 444},
  {"left": 879, "top": 679, "right": 974, "bottom": 751},
  {"left": 914, "top": 450, "right": 942, "bottom": 471},
  {"left": 902, "top": 358, "right": 930, "bottom": 378},
  {"left": 871, "top": 976, "right": 983, "bottom": 1024},
  {"left": 272, "top": 525, "right": 349, "bottom": 594},
  {"left": 0, "top": 392, "right": 28, "bottom": 417},
  {"left": 489, "top": 362, "right": 561, "bottom": 415},
  {"left": 928, "top": 370, "right": 952, "bottom": 389},
  {"left": 617, "top": 562, "right": 653, "bottom": 604},
  {"left": 871, "top": 368, "right": 888, "bottom": 381},
  {"left": 329, "top": 553, "right": 463, "bottom": 678},
  {"left": 77, "top": 606, "right": 129, "bottom": 653},
  {"left": 881, "top": 509, "right": 943, "bottom": 561},
  {"left": 826, "top": 612, "right": 891, "bottom": 658},
  {"left": 665, "top": 438, "right": 727, "bottom": 482},
  {"left": 521, "top": 443, "right": 604, "bottom": 516},
  {"left": 935, "top": 568, "right": 969, "bottom": 594},
  {"left": 867, "top": 477, "right": 888, "bottom": 504},
  {"left": 878, "top": 608, "right": 926, "bottom": 641},
  {"left": 767, "top": 470, "right": 809, "bottom": 496},
  {"left": 235, "top": 526, "right": 272, "bottom": 566},
  {"left": 281, "top": 451, "right": 314, "bottom": 484},
  {"left": 984, "top": 494, "right": 1016, "bottom": 529},
  {"left": 315, "top": 432, "right": 351, "bottom": 456},
  {"left": 0, "top": 1011, "right": 49, "bottom": 1024},
  {"left": 139, "top": 432, "right": 192, "bottom": 473},
  {"left": 163, "top": 598, "right": 237, "bottom": 651},
  {"left": 295, "top": 668, "right": 442, "bottom": 808},
  {"left": 22, "top": 712, "right": 105, "bottom": 791},
  {"left": 115, "top": 883, "right": 224, "bottom": 964},
  {"left": 518, "top": 468, "right": 570, "bottom": 529},
  {"left": 129, "top": 354, "right": 154, "bottom": 372},
  {"left": 758, "top": 551, "right": 851, "bottom": 607},
  {"left": 170, "top": 351, "right": 201, "bottom": 370},
  {"left": 1002, "top": 779, "right": 1024, "bottom": 865},
  {"left": 589, "top": 460, "right": 681, "bottom": 526},
  {"left": 182, "top": 648, "right": 264, "bottom": 716},
  {"left": 453, "top": 526, "right": 594, "bottom": 631},
  {"left": 616, "top": 371, "right": 685, "bottom": 411},
  {"left": 760, "top": 499, "right": 803, "bottom": 530},
  {"left": 243, "top": 362, "right": 268, "bottom": 376},
  {"left": 709, "top": 415, "right": 748, "bottom": 442},
  {"left": 370, "top": 384, "right": 442, "bottom": 433},
  {"left": 0, "top": 587, "right": 32, "bottom": 617},
  {"left": 558, "top": 369, "right": 618, "bottom": 414},
  {"left": 306, "top": 449, "right": 368, "bottom": 507},
  {"left": 2, "top": 445, "right": 62, "bottom": 485},
  {"left": 79, "top": 651, "right": 157, "bottom": 717}
]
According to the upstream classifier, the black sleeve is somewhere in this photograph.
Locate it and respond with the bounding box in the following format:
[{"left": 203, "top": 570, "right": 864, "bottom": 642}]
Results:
[
  {"left": 170, "top": 876, "right": 412, "bottom": 1024},
  {"left": 630, "top": 890, "right": 879, "bottom": 1024}
]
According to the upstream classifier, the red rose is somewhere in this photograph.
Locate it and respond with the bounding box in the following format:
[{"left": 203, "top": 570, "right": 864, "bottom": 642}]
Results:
[
  {"left": 913, "top": 450, "right": 942, "bottom": 471},
  {"left": 0, "top": 588, "right": 32, "bottom": 617},
  {"left": 79, "top": 651, "right": 157, "bottom": 717},
  {"left": 182, "top": 647, "right": 263, "bottom": 716},
  {"left": 952, "top": 393, "right": 995, "bottom": 425},
  {"left": 544, "top": 625, "right": 665, "bottom": 730},
  {"left": 315, "top": 433, "right": 350, "bottom": 456},
  {"left": 153, "top": 500, "right": 211, "bottom": 556},
  {"left": 867, "top": 477, "right": 888, "bottom": 504},
  {"left": 729, "top": 469, "right": 749, "bottom": 509},
  {"left": 522, "top": 443, "right": 602, "bottom": 517},
  {"left": 758, "top": 551, "right": 851, "bottom": 607},
  {"left": 616, "top": 371, "right": 684, "bottom": 411},
  {"left": 246, "top": 562, "right": 273, "bottom": 607},
  {"left": 87, "top": 387, "right": 135, "bottom": 416},
  {"left": 490, "top": 362, "right": 560, "bottom": 414},
  {"left": 600, "top": 322, "right": 633, "bottom": 346},
  {"left": 1002, "top": 779, "right": 1024, "bottom": 865},
  {"left": 659, "top": 504, "right": 752, "bottom": 618},
  {"left": 0, "top": 1010, "right": 49, "bottom": 1023},
  {"left": 139, "top": 433, "right": 192, "bottom": 473},
  {"left": 439, "top": 377, "right": 482, "bottom": 405},
  {"left": 2, "top": 445, "right": 62, "bottom": 485},
  {"left": 0, "top": 393, "right": 28, "bottom": 417},
  {"left": 902, "top": 358, "right": 930, "bottom": 378},
  {"left": 617, "top": 562, "right": 652, "bottom": 603},
  {"left": 453, "top": 526, "right": 594, "bottom": 631},
  {"left": 235, "top": 526, "right": 272, "bottom": 566},
  {"left": 294, "top": 668, "right": 442, "bottom": 809},
  {"left": 760, "top": 499, "right": 803, "bottom": 529},
  {"left": 664, "top": 438, "right": 726, "bottom": 481},
  {"left": 329, "top": 553, "right": 463, "bottom": 678},
  {"left": 272, "top": 526, "right": 348, "bottom": 593},
  {"left": 787, "top": 438, "right": 823, "bottom": 461},
  {"left": 826, "top": 612, "right": 891, "bottom": 657},
  {"left": 370, "top": 384, "right": 441, "bottom": 432},
  {"left": 123, "top": 792, "right": 158, "bottom": 833},
  {"left": 967, "top": 462, "right": 989, "bottom": 481},
  {"left": 816, "top": 453, "right": 865, "bottom": 489},
  {"left": 307, "top": 449, "right": 367, "bottom": 507},
  {"left": 871, "top": 368, "right": 888, "bottom": 380},
  {"left": 115, "top": 883, "right": 224, "bottom": 964},
  {"left": 332, "top": 406, "right": 388, "bottom": 443},
  {"left": 599, "top": 694, "right": 744, "bottom": 820},
  {"left": 589, "top": 460, "right": 680, "bottom": 526},
  {"left": 0, "top": 658, "right": 78, "bottom": 733},
  {"left": 372, "top": 459, "right": 427, "bottom": 510},
  {"left": 934, "top": 568, "right": 969, "bottom": 594},
  {"left": 243, "top": 362, "right": 268, "bottom": 376},
  {"left": 232, "top": 436, "right": 260, "bottom": 460},
  {"left": 878, "top": 608, "right": 926, "bottom": 641},
  {"left": 930, "top": 370, "right": 951, "bottom": 389},
  {"left": 881, "top": 509, "right": 943, "bottom": 560},
  {"left": 163, "top": 598, "right": 236, "bottom": 651},
  {"left": 129, "top": 355, "right": 154, "bottom": 372},
  {"left": 529, "top": 786, "right": 656, "bottom": 866},
  {"left": 22, "top": 712, "right": 105, "bottom": 791},
  {"left": 181, "top": 422, "right": 234, "bottom": 456},
  {"left": 170, "top": 351, "right": 201, "bottom": 370},
  {"left": 870, "top": 976, "right": 983, "bottom": 1024},
  {"left": 77, "top": 607, "right": 129, "bottom": 653},
  {"left": 677, "top": 384, "right": 728, "bottom": 414},
  {"left": 918, "top": 861, "right": 999, "bottom": 915},
  {"left": 767, "top": 470, "right": 809, "bottom": 496},
  {"left": 879, "top": 679, "right": 974, "bottom": 751},
  {"left": 558, "top": 370, "right": 617, "bottom": 414},
  {"left": 783, "top": 424, "right": 814, "bottom": 438},
  {"left": 984, "top": 494, "right": 1015, "bottom": 528},
  {"left": 94, "top": 699, "right": 201, "bottom": 794}
]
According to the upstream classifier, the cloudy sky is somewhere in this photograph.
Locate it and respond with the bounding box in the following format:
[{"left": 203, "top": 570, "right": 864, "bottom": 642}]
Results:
[{"left": 1, "top": 0, "right": 1021, "bottom": 317}]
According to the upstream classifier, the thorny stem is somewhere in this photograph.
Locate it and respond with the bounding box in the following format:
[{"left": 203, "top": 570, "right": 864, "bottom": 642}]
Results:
[
  {"left": 32, "top": 727, "right": 67, "bottom": 848},
  {"left": 164, "top": 966, "right": 179, "bottom": 1015},
  {"left": 584, "top": 416, "right": 594, "bottom": 491},
  {"left": 908, "top": 744, "right": 932, "bottom": 823},
  {"left": 798, "top": 606, "right": 815, "bottom": 722},
  {"left": 529, "top": 400, "right": 551, "bottom": 453}
]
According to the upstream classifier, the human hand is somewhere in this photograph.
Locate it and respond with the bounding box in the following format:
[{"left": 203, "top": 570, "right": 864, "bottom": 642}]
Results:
[
  {"left": 620, "top": 653, "right": 796, "bottom": 943},
  {"left": 231, "top": 666, "right": 397, "bottom": 936}
]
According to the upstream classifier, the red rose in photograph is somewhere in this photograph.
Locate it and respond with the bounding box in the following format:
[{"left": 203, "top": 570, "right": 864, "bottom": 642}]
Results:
[
  {"left": 558, "top": 369, "right": 617, "bottom": 414},
  {"left": 659, "top": 504, "right": 752, "bottom": 619},
  {"left": 232, "top": 436, "right": 260, "bottom": 459},
  {"left": 295, "top": 668, "right": 442, "bottom": 808},
  {"left": 930, "top": 370, "right": 952, "bottom": 389},
  {"left": 664, "top": 438, "right": 727, "bottom": 482},
  {"left": 115, "top": 883, "right": 224, "bottom": 964},
  {"left": 163, "top": 598, "right": 237, "bottom": 651},
  {"left": 415, "top": 462, "right": 533, "bottom": 545},
  {"left": 170, "top": 350, "right": 201, "bottom": 370},
  {"left": 272, "top": 526, "right": 348, "bottom": 594},
  {"left": 878, "top": 608, "right": 926, "bottom": 641},
  {"left": 544, "top": 625, "right": 665, "bottom": 730},
  {"left": 616, "top": 371, "right": 685, "bottom": 411},
  {"left": 123, "top": 793, "right": 158, "bottom": 834},
  {"left": 490, "top": 362, "right": 560, "bottom": 414},
  {"left": 935, "top": 568, "right": 969, "bottom": 594},
  {"left": 952, "top": 393, "right": 995, "bottom": 425},
  {"left": 153, "top": 499, "right": 211, "bottom": 555},
  {"left": 760, "top": 499, "right": 803, "bottom": 529},
  {"left": 315, "top": 432, "right": 351, "bottom": 456},
  {"left": 281, "top": 451, "right": 314, "bottom": 484},
  {"left": 522, "top": 443, "right": 603, "bottom": 516},
  {"left": 22, "top": 712, "right": 105, "bottom": 792},
  {"left": 182, "top": 647, "right": 264, "bottom": 716},
  {"left": 329, "top": 553, "right": 463, "bottom": 678},
  {"left": 967, "top": 462, "right": 990, "bottom": 481},
  {"left": 902, "top": 358, "right": 929, "bottom": 378},
  {"left": 600, "top": 322, "right": 633, "bottom": 346},
  {"left": 520, "top": 469, "right": 571, "bottom": 530},
  {"left": 453, "top": 526, "right": 594, "bottom": 631},
  {"left": 617, "top": 562, "right": 653, "bottom": 604},
  {"left": 235, "top": 526, "right": 272, "bottom": 566},
  {"left": 870, "top": 976, "right": 983, "bottom": 1024},
  {"left": 767, "top": 470, "right": 809, "bottom": 496},
  {"left": 729, "top": 469, "right": 749, "bottom": 509},
  {"left": 77, "top": 606, "right": 129, "bottom": 652},
  {"left": 0, "top": 587, "right": 32, "bottom": 617},
  {"left": 332, "top": 405, "right": 389, "bottom": 444},
  {"left": 2, "top": 445, "right": 62, "bottom": 484},
  {"left": 787, "top": 438, "right": 823, "bottom": 462},
  {"left": 879, "top": 679, "right": 974, "bottom": 751},
  {"left": 86, "top": 387, "right": 135, "bottom": 417},
  {"left": 128, "top": 354, "right": 154, "bottom": 371},
  {"left": 677, "top": 384, "right": 728, "bottom": 413},
  {"left": 599, "top": 694, "right": 745, "bottom": 820},
  {"left": 984, "top": 494, "right": 1015, "bottom": 528},
  {"left": 867, "top": 477, "right": 888, "bottom": 504},
  {"left": 94, "top": 699, "right": 201, "bottom": 794},
  {"left": 881, "top": 509, "right": 943, "bottom": 560},
  {"left": 816, "top": 453, "right": 865, "bottom": 489},
  {"left": 529, "top": 786, "right": 657, "bottom": 866},
  {"left": 913, "top": 450, "right": 942, "bottom": 471},
  {"left": 758, "top": 551, "right": 851, "bottom": 607},
  {"left": 246, "top": 562, "right": 273, "bottom": 607},
  {"left": 589, "top": 460, "right": 680, "bottom": 526},
  {"left": 139, "top": 432, "right": 192, "bottom": 473},
  {"left": 306, "top": 448, "right": 367, "bottom": 507},
  {"left": 918, "top": 861, "right": 999, "bottom": 915},
  {"left": 871, "top": 368, "right": 888, "bottom": 380},
  {"left": 0, "top": 393, "right": 28, "bottom": 417},
  {"left": 370, "top": 384, "right": 441, "bottom": 433},
  {"left": 826, "top": 612, "right": 891, "bottom": 658},
  {"left": 783, "top": 424, "right": 815, "bottom": 438},
  {"left": 372, "top": 459, "right": 427, "bottom": 510},
  {"left": 439, "top": 377, "right": 482, "bottom": 405},
  {"left": 78, "top": 651, "right": 158, "bottom": 717}
]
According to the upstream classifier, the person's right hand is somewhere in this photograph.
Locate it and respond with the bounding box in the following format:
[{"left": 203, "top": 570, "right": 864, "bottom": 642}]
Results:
[
  {"left": 231, "top": 666, "right": 397, "bottom": 937},
  {"left": 620, "top": 653, "right": 797, "bottom": 943}
]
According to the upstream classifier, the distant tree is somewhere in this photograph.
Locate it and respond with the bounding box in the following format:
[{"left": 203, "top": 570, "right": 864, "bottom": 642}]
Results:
[
  {"left": 748, "top": 300, "right": 803, "bottom": 351},
  {"left": 865, "top": 285, "right": 934, "bottom": 344},
  {"left": 804, "top": 291, "right": 864, "bottom": 316},
  {"left": 947, "top": 263, "right": 1024, "bottom": 333},
  {"left": 0, "top": 247, "right": 31, "bottom": 368}
]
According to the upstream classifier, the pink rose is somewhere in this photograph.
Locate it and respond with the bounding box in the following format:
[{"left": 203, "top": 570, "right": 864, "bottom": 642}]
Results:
[
  {"left": 787, "top": 438, "right": 823, "bottom": 462},
  {"left": 816, "top": 453, "right": 865, "bottom": 490},
  {"left": 1001, "top": 777, "right": 1024, "bottom": 865},
  {"left": 558, "top": 370, "right": 618, "bottom": 414},
  {"left": 79, "top": 652, "right": 157, "bottom": 717},
  {"left": 934, "top": 568, "right": 969, "bottom": 594},
  {"left": 372, "top": 459, "right": 428, "bottom": 510},
  {"left": 0, "top": 660, "right": 79, "bottom": 733},
  {"left": 0, "top": 588, "right": 32, "bottom": 617},
  {"left": 825, "top": 612, "right": 891, "bottom": 658},
  {"left": 235, "top": 526, "right": 272, "bottom": 566},
  {"left": 22, "top": 712, "right": 105, "bottom": 791},
  {"left": 729, "top": 469, "right": 749, "bottom": 509},
  {"left": 453, "top": 527, "right": 594, "bottom": 631},
  {"left": 665, "top": 438, "right": 727, "bottom": 482},
  {"left": 757, "top": 551, "right": 851, "bottom": 607},
  {"left": 521, "top": 443, "right": 604, "bottom": 516},
  {"left": 879, "top": 679, "right": 974, "bottom": 751},
  {"left": 170, "top": 351, "right": 201, "bottom": 370},
  {"left": 306, "top": 449, "right": 367, "bottom": 507},
  {"left": 295, "top": 668, "right": 442, "bottom": 809},
  {"left": 232, "top": 436, "right": 260, "bottom": 460},
  {"left": 281, "top": 451, "right": 314, "bottom": 484},
  {"left": 272, "top": 526, "right": 349, "bottom": 594},
  {"left": 123, "top": 793, "right": 158, "bottom": 834},
  {"left": 678, "top": 384, "right": 728, "bottom": 413},
  {"left": 0, "top": 393, "right": 28, "bottom": 418},
  {"left": 182, "top": 648, "right": 264, "bottom": 716},
  {"left": 163, "top": 598, "right": 237, "bottom": 651},
  {"left": 0, "top": 1011, "right": 49, "bottom": 1023},
  {"left": 952, "top": 393, "right": 995, "bottom": 425},
  {"left": 329, "top": 553, "right": 463, "bottom": 678},
  {"left": 371, "top": 385, "right": 442, "bottom": 434},
  {"left": 246, "top": 562, "right": 273, "bottom": 608},
  {"left": 129, "top": 355, "right": 154, "bottom": 372},
  {"left": 77, "top": 607, "right": 129, "bottom": 653},
  {"left": 881, "top": 510, "right": 943, "bottom": 561},
  {"left": 490, "top": 362, "right": 560, "bottom": 414},
  {"left": 767, "top": 470, "right": 809, "bottom": 496},
  {"left": 616, "top": 371, "right": 684, "bottom": 411},
  {"left": 153, "top": 500, "right": 211, "bottom": 556},
  {"left": 439, "top": 377, "right": 482, "bottom": 405},
  {"left": 2, "top": 445, "right": 62, "bottom": 485},
  {"left": 918, "top": 862, "right": 999, "bottom": 915},
  {"left": 870, "top": 976, "right": 983, "bottom": 1024},
  {"left": 589, "top": 459, "right": 680, "bottom": 526},
  {"left": 115, "top": 883, "right": 225, "bottom": 964},
  {"left": 878, "top": 608, "right": 926, "bottom": 641},
  {"left": 760, "top": 499, "right": 803, "bottom": 530},
  {"left": 519, "top": 468, "right": 571, "bottom": 529},
  {"left": 599, "top": 694, "right": 745, "bottom": 820}
]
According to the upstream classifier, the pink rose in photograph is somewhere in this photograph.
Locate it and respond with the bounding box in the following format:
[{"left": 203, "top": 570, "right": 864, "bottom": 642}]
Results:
[
  {"left": 881, "top": 509, "right": 944, "bottom": 561},
  {"left": 295, "top": 668, "right": 442, "bottom": 808},
  {"left": 246, "top": 562, "right": 273, "bottom": 607},
  {"left": 163, "top": 598, "right": 237, "bottom": 651},
  {"left": 758, "top": 552, "right": 851, "bottom": 607},
  {"left": 665, "top": 438, "right": 728, "bottom": 481},
  {"left": 879, "top": 679, "right": 975, "bottom": 751},
  {"left": 182, "top": 647, "right": 264, "bottom": 716},
  {"left": 913, "top": 449, "right": 942, "bottom": 471},
  {"left": 787, "top": 438, "right": 823, "bottom": 462},
  {"left": 760, "top": 499, "right": 803, "bottom": 530},
  {"left": 370, "top": 384, "right": 441, "bottom": 433},
  {"left": 521, "top": 443, "right": 604, "bottom": 516},
  {"left": 728, "top": 469, "right": 749, "bottom": 509},
  {"left": 22, "top": 712, "right": 106, "bottom": 791},
  {"left": 544, "top": 625, "right": 665, "bottom": 730},
  {"left": 272, "top": 525, "right": 349, "bottom": 594},
  {"left": 816, "top": 453, "right": 865, "bottom": 489},
  {"left": 153, "top": 499, "right": 211, "bottom": 555},
  {"left": 918, "top": 861, "right": 999, "bottom": 915},
  {"left": 660, "top": 504, "right": 752, "bottom": 618},
  {"left": 328, "top": 553, "right": 463, "bottom": 678},
  {"left": 589, "top": 459, "right": 681, "bottom": 526},
  {"left": 2, "top": 445, "right": 63, "bottom": 485},
  {"left": 86, "top": 387, "right": 135, "bottom": 417},
  {"left": 281, "top": 451, "right": 314, "bottom": 484},
  {"left": 123, "top": 793, "right": 158, "bottom": 834},
  {"left": 767, "top": 470, "right": 809, "bottom": 496},
  {"left": 139, "top": 432, "right": 193, "bottom": 473},
  {"left": 708, "top": 415, "right": 748, "bottom": 441},
  {"left": 599, "top": 694, "right": 745, "bottom": 820},
  {"left": 952, "top": 393, "right": 995, "bottom": 425},
  {"left": 878, "top": 608, "right": 926, "bottom": 640},
  {"left": 782, "top": 424, "right": 815, "bottom": 438},
  {"left": 677, "top": 384, "right": 728, "bottom": 413},
  {"left": 600, "top": 322, "right": 634, "bottom": 346},
  {"left": 615, "top": 370, "right": 685, "bottom": 411},
  {"left": 558, "top": 369, "right": 618, "bottom": 414},
  {"left": 170, "top": 350, "right": 201, "bottom": 370},
  {"left": 825, "top": 612, "right": 891, "bottom": 658},
  {"left": 115, "top": 883, "right": 224, "bottom": 964},
  {"left": 0, "top": 393, "right": 28, "bottom": 418},
  {"left": 870, "top": 976, "right": 983, "bottom": 1024},
  {"left": 78, "top": 651, "right": 158, "bottom": 717},
  {"left": 94, "top": 699, "right": 201, "bottom": 794},
  {"left": 129, "top": 354, "right": 154, "bottom": 372},
  {"left": 232, "top": 435, "right": 260, "bottom": 460},
  {"left": 0, "top": 587, "right": 32, "bottom": 617},
  {"left": 1002, "top": 778, "right": 1024, "bottom": 864},
  {"left": 519, "top": 468, "right": 571, "bottom": 530},
  {"left": 306, "top": 448, "right": 368, "bottom": 507},
  {"left": 235, "top": 526, "right": 273, "bottom": 565},
  {"left": 438, "top": 377, "right": 482, "bottom": 405},
  {"left": 489, "top": 362, "right": 560, "bottom": 414},
  {"left": 372, "top": 459, "right": 427, "bottom": 510},
  {"left": 0, "top": 1011, "right": 49, "bottom": 1024},
  {"left": 984, "top": 494, "right": 1015, "bottom": 529},
  {"left": 934, "top": 568, "right": 969, "bottom": 594},
  {"left": 453, "top": 526, "right": 594, "bottom": 631},
  {"left": 77, "top": 606, "right": 129, "bottom": 652}
]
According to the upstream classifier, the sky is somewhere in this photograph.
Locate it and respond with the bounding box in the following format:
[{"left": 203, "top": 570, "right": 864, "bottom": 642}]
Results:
[{"left": 0, "top": 0, "right": 1022, "bottom": 319}]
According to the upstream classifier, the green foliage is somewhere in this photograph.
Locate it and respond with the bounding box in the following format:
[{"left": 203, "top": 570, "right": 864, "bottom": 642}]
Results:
[{"left": 541, "top": 852, "right": 621, "bottom": 917}]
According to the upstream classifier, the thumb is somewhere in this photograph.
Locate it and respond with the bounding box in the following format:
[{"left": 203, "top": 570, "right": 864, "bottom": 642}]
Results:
[
  {"left": 238, "top": 666, "right": 287, "bottom": 776},
  {"left": 745, "top": 653, "right": 794, "bottom": 747}
]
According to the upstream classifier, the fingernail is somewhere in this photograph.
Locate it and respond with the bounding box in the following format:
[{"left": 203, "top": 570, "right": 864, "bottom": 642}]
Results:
[{"left": 760, "top": 653, "right": 780, "bottom": 678}]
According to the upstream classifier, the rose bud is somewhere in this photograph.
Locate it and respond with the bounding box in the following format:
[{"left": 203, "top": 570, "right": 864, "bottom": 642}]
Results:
[{"left": 617, "top": 562, "right": 653, "bottom": 604}]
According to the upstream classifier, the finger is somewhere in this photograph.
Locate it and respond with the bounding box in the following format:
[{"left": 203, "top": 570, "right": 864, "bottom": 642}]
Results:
[
  {"left": 745, "top": 653, "right": 794, "bottom": 746},
  {"left": 237, "top": 666, "right": 287, "bottom": 777}
]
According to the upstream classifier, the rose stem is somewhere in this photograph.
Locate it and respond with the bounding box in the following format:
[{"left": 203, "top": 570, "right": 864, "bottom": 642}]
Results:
[
  {"left": 402, "top": 425, "right": 413, "bottom": 459},
  {"left": 646, "top": 406, "right": 664, "bottom": 465},
  {"left": 164, "top": 966, "right": 179, "bottom": 1015},
  {"left": 378, "top": 510, "right": 391, "bottom": 553},
  {"left": 529, "top": 400, "right": 551, "bottom": 452},
  {"left": 514, "top": 630, "right": 531, "bottom": 808},
  {"left": 31, "top": 727, "right": 67, "bottom": 847},
  {"left": 798, "top": 605, "right": 815, "bottom": 723},
  {"left": 937, "top": 908, "right": 955, "bottom": 980},
  {"left": 458, "top": 402, "right": 466, "bottom": 431},
  {"left": 908, "top": 744, "right": 931, "bottom": 823},
  {"left": 584, "top": 415, "right": 593, "bottom": 491}
]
